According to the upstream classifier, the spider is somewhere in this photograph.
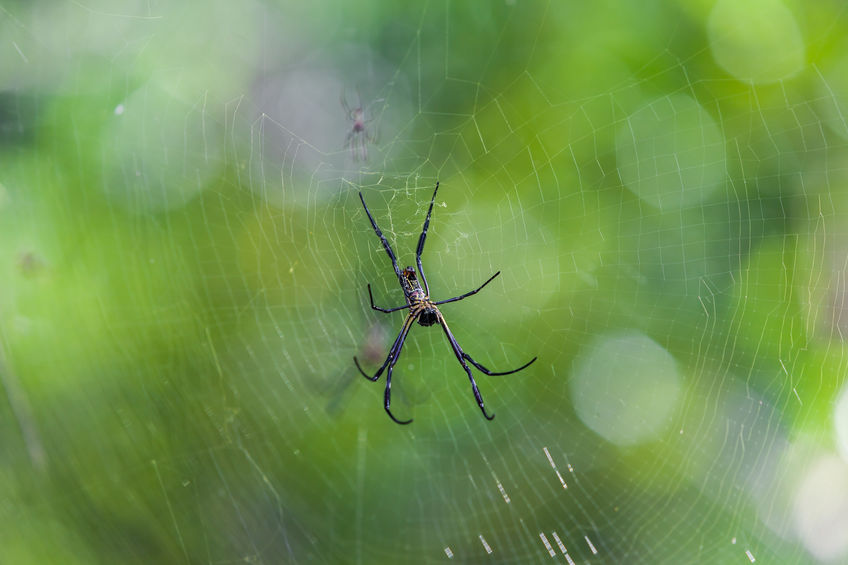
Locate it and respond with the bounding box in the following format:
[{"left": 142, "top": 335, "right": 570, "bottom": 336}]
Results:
[
  {"left": 354, "top": 182, "right": 537, "bottom": 424},
  {"left": 341, "top": 90, "right": 377, "bottom": 162}
]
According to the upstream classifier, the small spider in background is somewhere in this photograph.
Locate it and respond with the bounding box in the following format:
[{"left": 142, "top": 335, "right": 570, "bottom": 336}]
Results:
[
  {"left": 341, "top": 90, "right": 378, "bottom": 162},
  {"left": 320, "top": 323, "right": 390, "bottom": 417},
  {"left": 17, "top": 251, "right": 46, "bottom": 278},
  {"left": 355, "top": 182, "right": 537, "bottom": 424}
]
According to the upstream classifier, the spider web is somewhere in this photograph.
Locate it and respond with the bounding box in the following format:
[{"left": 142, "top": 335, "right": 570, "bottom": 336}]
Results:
[{"left": 3, "top": 0, "right": 848, "bottom": 563}]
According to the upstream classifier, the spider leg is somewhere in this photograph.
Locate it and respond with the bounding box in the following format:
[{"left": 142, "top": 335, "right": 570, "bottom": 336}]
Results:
[
  {"left": 365, "top": 126, "right": 378, "bottom": 146},
  {"left": 355, "top": 86, "right": 365, "bottom": 115},
  {"left": 372, "top": 314, "right": 418, "bottom": 425},
  {"left": 358, "top": 136, "right": 368, "bottom": 162},
  {"left": 415, "top": 181, "right": 440, "bottom": 296},
  {"left": 432, "top": 271, "right": 501, "bottom": 306},
  {"left": 436, "top": 312, "right": 495, "bottom": 420},
  {"left": 462, "top": 352, "right": 537, "bottom": 376},
  {"left": 384, "top": 342, "right": 414, "bottom": 425},
  {"left": 348, "top": 133, "right": 366, "bottom": 162},
  {"left": 354, "top": 313, "right": 415, "bottom": 382},
  {"left": 367, "top": 283, "right": 410, "bottom": 313},
  {"left": 358, "top": 191, "right": 403, "bottom": 283},
  {"left": 341, "top": 93, "right": 353, "bottom": 119}
]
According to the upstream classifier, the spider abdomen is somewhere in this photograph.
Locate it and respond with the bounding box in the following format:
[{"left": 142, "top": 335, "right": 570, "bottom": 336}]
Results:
[{"left": 418, "top": 308, "right": 439, "bottom": 326}]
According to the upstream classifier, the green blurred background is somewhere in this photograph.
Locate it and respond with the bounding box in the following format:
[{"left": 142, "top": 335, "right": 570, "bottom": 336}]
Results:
[{"left": 3, "top": 0, "right": 848, "bottom": 563}]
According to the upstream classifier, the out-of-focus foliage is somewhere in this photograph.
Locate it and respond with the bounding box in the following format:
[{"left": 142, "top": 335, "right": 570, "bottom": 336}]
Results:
[{"left": 2, "top": 0, "right": 848, "bottom": 563}]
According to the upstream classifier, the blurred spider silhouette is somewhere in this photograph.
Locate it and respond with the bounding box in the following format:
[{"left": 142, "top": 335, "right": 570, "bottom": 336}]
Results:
[
  {"left": 341, "top": 90, "right": 378, "bottom": 161},
  {"left": 355, "top": 182, "right": 537, "bottom": 424}
]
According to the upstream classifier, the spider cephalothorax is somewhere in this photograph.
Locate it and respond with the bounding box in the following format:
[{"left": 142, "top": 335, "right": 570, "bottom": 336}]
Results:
[
  {"left": 399, "top": 266, "right": 423, "bottom": 298},
  {"left": 354, "top": 182, "right": 537, "bottom": 424},
  {"left": 400, "top": 266, "right": 438, "bottom": 326}
]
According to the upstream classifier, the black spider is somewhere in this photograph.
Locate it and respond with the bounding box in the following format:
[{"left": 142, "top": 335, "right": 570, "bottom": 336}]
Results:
[{"left": 354, "top": 182, "right": 537, "bottom": 424}]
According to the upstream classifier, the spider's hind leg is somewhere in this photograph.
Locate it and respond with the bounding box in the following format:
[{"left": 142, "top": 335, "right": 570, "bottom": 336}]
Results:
[
  {"left": 384, "top": 365, "right": 413, "bottom": 425},
  {"left": 436, "top": 313, "right": 495, "bottom": 420}
]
